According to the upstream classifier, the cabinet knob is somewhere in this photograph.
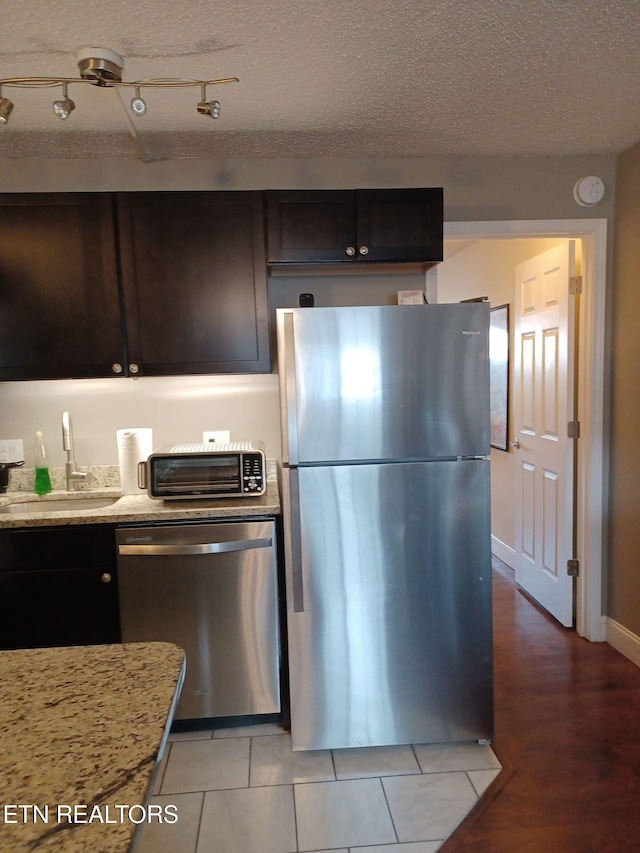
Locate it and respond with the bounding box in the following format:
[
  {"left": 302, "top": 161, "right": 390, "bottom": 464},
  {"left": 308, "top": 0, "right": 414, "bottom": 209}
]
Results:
[
  {"left": 129, "top": 363, "right": 140, "bottom": 374},
  {"left": 345, "top": 246, "right": 356, "bottom": 256},
  {"left": 359, "top": 245, "right": 369, "bottom": 255},
  {"left": 112, "top": 363, "right": 123, "bottom": 374},
  {"left": 101, "top": 573, "right": 112, "bottom": 584}
]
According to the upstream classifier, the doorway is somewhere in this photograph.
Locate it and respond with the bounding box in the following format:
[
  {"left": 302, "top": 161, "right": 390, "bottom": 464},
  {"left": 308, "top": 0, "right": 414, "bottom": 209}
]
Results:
[{"left": 439, "top": 219, "right": 607, "bottom": 642}]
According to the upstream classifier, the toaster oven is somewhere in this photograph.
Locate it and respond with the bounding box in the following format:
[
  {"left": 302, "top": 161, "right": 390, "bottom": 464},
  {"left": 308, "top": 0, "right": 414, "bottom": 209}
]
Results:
[{"left": 138, "top": 442, "right": 266, "bottom": 500}]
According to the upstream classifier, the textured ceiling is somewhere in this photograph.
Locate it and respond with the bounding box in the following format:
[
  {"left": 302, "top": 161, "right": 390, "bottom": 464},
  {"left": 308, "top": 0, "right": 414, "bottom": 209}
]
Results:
[{"left": 1, "top": 0, "right": 639, "bottom": 161}]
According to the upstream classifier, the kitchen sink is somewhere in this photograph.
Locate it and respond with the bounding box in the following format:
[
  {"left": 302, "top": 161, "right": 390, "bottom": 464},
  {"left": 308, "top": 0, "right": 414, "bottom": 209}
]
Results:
[{"left": 0, "top": 498, "right": 119, "bottom": 514}]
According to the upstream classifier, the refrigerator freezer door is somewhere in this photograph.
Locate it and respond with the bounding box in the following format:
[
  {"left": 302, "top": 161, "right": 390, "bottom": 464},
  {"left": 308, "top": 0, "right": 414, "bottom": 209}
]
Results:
[
  {"left": 277, "top": 304, "right": 489, "bottom": 464},
  {"left": 282, "top": 460, "right": 493, "bottom": 751}
]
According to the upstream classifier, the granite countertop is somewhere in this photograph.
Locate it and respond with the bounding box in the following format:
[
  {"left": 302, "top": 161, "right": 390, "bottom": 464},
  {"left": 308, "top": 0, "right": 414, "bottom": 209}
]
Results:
[
  {"left": 0, "top": 641, "right": 185, "bottom": 853},
  {"left": 0, "top": 478, "right": 280, "bottom": 529}
]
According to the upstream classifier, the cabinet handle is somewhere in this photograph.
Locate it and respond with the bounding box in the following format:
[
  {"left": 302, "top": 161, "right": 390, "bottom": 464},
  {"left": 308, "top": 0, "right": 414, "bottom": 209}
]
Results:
[
  {"left": 345, "top": 246, "right": 356, "bottom": 256},
  {"left": 112, "top": 363, "right": 123, "bottom": 374},
  {"left": 129, "top": 363, "right": 140, "bottom": 374},
  {"left": 359, "top": 245, "right": 369, "bottom": 255},
  {"left": 101, "top": 573, "right": 112, "bottom": 583}
]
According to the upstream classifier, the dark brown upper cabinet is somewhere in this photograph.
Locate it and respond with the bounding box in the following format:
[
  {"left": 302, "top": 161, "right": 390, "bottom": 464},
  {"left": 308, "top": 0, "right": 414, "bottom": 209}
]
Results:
[
  {"left": 0, "top": 193, "right": 125, "bottom": 381},
  {"left": 266, "top": 188, "right": 443, "bottom": 265},
  {"left": 116, "top": 191, "right": 270, "bottom": 376}
]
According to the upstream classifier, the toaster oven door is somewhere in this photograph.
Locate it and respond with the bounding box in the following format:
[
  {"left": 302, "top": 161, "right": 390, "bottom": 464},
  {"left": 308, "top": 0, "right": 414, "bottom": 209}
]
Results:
[{"left": 150, "top": 454, "right": 242, "bottom": 498}]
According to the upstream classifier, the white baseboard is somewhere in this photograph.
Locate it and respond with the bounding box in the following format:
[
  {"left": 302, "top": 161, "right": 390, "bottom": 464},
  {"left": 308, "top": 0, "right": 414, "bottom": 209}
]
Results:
[
  {"left": 606, "top": 618, "right": 640, "bottom": 668},
  {"left": 491, "top": 535, "right": 515, "bottom": 569}
]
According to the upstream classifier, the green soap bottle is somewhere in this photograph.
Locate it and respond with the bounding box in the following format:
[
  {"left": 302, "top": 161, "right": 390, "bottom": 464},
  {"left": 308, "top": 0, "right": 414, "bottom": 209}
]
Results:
[{"left": 34, "top": 430, "right": 52, "bottom": 495}]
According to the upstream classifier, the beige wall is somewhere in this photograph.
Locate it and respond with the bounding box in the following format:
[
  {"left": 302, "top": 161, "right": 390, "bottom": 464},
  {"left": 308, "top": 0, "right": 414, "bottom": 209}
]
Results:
[
  {"left": 0, "top": 374, "right": 282, "bottom": 468},
  {"left": 608, "top": 141, "right": 640, "bottom": 635},
  {"left": 0, "top": 154, "right": 616, "bottom": 224},
  {"left": 436, "top": 238, "right": 565, "bottom": 559}
]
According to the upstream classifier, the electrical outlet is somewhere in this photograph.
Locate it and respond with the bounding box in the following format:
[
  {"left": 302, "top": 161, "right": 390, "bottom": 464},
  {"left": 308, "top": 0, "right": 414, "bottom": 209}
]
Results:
[
  {"left": 0, "top": 439, "right": 24, "bottom": 464},
  {"left": 203, "top": 430, "right": 230, "bottom": 444}
]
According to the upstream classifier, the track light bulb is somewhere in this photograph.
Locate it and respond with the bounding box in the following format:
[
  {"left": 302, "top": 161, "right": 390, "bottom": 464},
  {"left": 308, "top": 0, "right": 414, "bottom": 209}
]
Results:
[
  {"left": 52, "top": 84, "right": 75, "bottom": 120},
  {"left": 130, "top": 87, "right": 147, "bottom": 116},
  {"left": 0, "top": 86, "right": 13, "bottom": 125},
  {"left": 197, "top": 99, "right": 221, "bottom": 119},
  {"left": 0, "top": 97, "right": 14, "bottom": 125}
]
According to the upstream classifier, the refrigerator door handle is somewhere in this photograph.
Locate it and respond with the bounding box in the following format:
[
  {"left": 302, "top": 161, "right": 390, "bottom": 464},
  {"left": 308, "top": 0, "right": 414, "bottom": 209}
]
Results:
[
  {"left": 282, "top": 311, "right": 299, "bottom": 465},
  {"left": 287, "top": 468, "right": 305, "bottom": 612}
]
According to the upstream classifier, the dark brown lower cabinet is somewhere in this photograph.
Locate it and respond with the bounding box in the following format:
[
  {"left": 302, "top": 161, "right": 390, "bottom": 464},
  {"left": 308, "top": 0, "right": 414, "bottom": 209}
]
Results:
[
  {"left": 117, "top": 191, "right": 270, "bottom": 375},
  {"left": 0, "top": 525, "right": 120, "bottom": 650}
]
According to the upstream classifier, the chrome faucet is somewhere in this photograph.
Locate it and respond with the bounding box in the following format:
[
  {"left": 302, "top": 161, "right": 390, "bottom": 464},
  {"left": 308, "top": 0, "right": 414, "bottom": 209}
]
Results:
[{"left": 62, "top": 411, "right": 89, "bottom": 491}]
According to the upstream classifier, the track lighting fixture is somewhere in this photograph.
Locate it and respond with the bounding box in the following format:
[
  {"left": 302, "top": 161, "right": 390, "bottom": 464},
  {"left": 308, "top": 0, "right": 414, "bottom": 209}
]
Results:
[
  {"left": 0, "top": 47, "right": 238, "bottom": 127},
  {"left": 52, "top": 83, "right": 75, "bottom": 120},
  {"left": 0, "top": 87, "right": 14, "bottom": 125}
]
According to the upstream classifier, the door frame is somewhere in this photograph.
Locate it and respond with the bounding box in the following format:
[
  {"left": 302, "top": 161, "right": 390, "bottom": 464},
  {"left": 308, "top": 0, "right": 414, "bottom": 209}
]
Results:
[{"left": 442, "top": 218, "right": 607, "bottom": 642}]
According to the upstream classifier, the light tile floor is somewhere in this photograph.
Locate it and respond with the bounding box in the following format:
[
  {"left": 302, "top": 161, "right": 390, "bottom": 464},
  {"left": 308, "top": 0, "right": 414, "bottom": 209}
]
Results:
[{"left": 135, "top": 723, "right": 501, "bottom": 853}]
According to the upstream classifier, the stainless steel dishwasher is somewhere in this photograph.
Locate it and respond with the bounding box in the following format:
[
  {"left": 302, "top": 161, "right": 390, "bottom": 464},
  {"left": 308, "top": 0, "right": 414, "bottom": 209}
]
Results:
[{"left": 116, "top": 520, "right": 280, "bottom": 721}]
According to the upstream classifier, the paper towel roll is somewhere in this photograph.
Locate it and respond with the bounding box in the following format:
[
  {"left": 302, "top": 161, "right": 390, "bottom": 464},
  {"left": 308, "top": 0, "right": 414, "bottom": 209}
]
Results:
[{"left": 116, "top": 429, "right": 153, "bottom": 494}]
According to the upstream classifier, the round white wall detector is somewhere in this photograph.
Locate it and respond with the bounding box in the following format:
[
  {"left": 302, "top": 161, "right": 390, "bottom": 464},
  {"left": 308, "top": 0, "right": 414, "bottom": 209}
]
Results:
[{"left": 573, "top": 176, "right": 605, "bottom": 207}]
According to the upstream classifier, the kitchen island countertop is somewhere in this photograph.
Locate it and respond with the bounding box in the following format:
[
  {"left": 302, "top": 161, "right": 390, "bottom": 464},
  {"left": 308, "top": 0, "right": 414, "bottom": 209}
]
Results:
[{"left": 0, "top": 641, "right": 185, "bottom": 853}]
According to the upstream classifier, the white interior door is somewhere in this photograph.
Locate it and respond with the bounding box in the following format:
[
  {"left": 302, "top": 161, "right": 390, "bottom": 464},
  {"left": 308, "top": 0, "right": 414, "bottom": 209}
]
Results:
[{"left": 513, "top": 242, "right": 577, "bottom": 627}]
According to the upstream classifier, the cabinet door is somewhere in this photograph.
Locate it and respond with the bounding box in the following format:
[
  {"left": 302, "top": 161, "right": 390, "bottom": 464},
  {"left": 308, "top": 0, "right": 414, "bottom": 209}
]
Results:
[
  {"left": 0, "top": 194, "right": 125, "bottom": 380},
  {"left": 356, "top": 188, "right": 443, "bottom": 262},
  {"left": 0, "top": 567, "right": 120, "bottom": 650},
  {"left": 0, "top": 525, "right": 119, "bottom": 650},
  {"left": 266, "top": 190, "right": 357, "bottom": 263},
  {"left": 117, "top": 192, "right": 270, "bottom": 375},
  {"left": 266, "top": 188, "right": 443, "bottom": 265}
]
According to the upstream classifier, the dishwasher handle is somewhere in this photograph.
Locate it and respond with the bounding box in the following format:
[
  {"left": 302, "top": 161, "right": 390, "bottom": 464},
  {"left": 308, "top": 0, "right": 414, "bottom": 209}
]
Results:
[{"left": 118, "top": 537, "right": 272, "bottom": 557}]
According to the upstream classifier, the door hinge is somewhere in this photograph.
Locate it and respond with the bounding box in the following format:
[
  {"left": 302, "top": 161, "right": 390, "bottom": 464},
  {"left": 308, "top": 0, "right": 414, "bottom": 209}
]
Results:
[
  {"left": 568, "top": 420, "right": 581, "bottom": 439},
  {"left": 569, "top": 275, "right": 583, "bottom": 294},
  {"left": 567, "top": 559, "right": 580, "bottom": 577}
]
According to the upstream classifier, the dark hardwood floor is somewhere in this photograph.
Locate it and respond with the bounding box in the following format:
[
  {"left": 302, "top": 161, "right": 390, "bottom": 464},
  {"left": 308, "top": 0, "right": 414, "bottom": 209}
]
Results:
[{"left": 442, "top": 557, "right": 640, "bottom": 852}]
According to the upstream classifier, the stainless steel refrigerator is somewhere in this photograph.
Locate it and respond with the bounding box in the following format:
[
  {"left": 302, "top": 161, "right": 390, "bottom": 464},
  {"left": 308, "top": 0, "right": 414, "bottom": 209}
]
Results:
[{"left": 277, "top": 303, "right": 493, "bottom": 751}]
